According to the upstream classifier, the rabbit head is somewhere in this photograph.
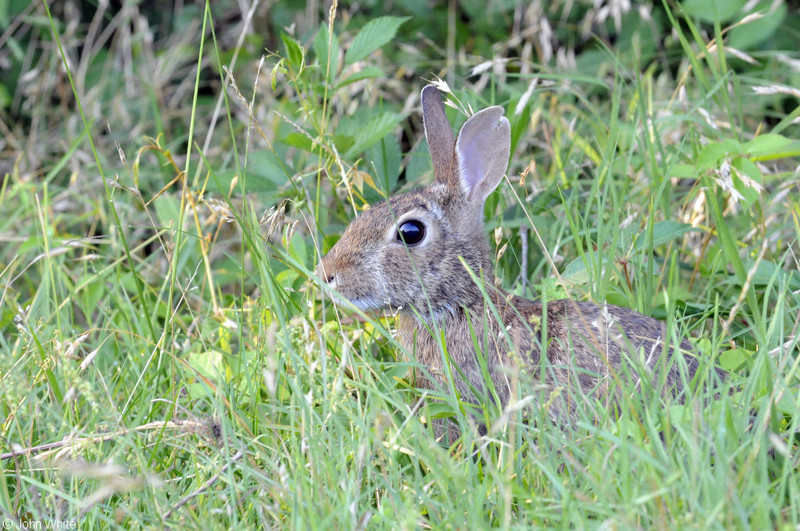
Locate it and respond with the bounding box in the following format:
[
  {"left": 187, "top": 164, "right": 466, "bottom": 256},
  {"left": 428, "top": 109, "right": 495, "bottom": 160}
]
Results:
[{"left": 319, "top": 85, "right": 511, "bottom": 319}]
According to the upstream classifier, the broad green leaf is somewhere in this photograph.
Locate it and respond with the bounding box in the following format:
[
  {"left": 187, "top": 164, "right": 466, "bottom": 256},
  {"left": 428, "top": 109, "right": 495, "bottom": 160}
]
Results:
[
  {"left": 313, "top": 25, "right": 340, "bottom": 82},
  {"left": 681, "top": 0, "right": 746, "bottom": 23},
  {"left": 649, "top": 220, "right": 696, "bottom": 247},
  {"left": 332, "top": 134, "right": 355, "bottom": 154},
  {"left": 281, "top": 32, "right": 305, "bottom": 72},
  {"left": 406, "top": 139, "right": 433, "bottom": 180},
  {"left": 287, "top": 231, "right": 309, "bottom": 265},
  {"left": 745, "top": 133, "right": 792, "bottom": 154},
  {"left": 744, "top": 134, "right": 800, "bottom": 162},
  {"left": 666, "top": 163, "right": 697, "bottom": 179},
  {"left": 276, "top": 265, "right": 300, "bottom": 288},
  {"left": 695, "top": 139, "right": 741, "bottom": 170},
  {"left": 345, "top": 112, "right": 405, "bottom": 158},
  {"left": 729, "top": 1, "right": 786, "bottom": 50},
  {"left": 366, "top": 133, "right": 402, "bottom": 197},
  {"left": 212, "top": 150, "right": 291, "bottom": 195},
  {"left": 775, "top": 392, "right": 799, "bottom": 415},
  {"left": 244, "top": 150, "right": 292, "bottom": 193},
  {"left": 750, "top": 141, "right": 800, "bottom": 161},
  {"left": 281, "top": 131, "right": 315, "bottom": 152},
  {"left": 749, "top": 258, "right": 800, "bottom": 289},
  {"left": 345, "top": 16, "right": 410, "bottom": 65},
  {"left": 153, "top": 193, "right": 182, "bottom": 233},
  {"left": 424, "top": 401, "right": 458, "bottom": 421},
  {"left": 562, "top": 256, "right": 612, "bottom": 285},
  {"left": 188, "top": 349, "right": 225, "bottom": 380},
  {"left": 719, "top": 348, "right": 752, "bottom": 371},
  {"left": 652, "top": 285, "right": 696, "bottom": 306}
]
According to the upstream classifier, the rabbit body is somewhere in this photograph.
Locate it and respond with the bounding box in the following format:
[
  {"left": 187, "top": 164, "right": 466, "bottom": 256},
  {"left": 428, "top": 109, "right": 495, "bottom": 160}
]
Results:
[{"left": 319, "top": 85, "right": 717, "bottom": 429}]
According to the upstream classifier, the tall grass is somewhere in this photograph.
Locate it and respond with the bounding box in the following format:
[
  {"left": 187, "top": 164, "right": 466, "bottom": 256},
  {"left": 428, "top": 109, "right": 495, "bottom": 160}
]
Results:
[{"left": 1, "top": 0, "right": 798, "bottom": 528}]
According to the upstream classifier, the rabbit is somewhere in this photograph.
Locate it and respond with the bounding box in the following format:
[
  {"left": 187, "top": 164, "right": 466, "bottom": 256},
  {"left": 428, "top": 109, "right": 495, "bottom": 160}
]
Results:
[{"left": 318, "top": 84, "right": 724, "bottom": 439}]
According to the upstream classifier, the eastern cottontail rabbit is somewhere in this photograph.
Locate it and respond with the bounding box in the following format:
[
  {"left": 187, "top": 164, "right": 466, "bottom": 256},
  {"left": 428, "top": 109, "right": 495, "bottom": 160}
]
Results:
[{"left": 319, "top": 85, "right": 723, "bottom": 437}]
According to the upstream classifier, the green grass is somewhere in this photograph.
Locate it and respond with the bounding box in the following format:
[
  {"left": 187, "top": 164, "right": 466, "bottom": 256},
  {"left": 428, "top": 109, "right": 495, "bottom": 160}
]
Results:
[{"left": 1, "top": 0, "right": 799, "bottom": 528}]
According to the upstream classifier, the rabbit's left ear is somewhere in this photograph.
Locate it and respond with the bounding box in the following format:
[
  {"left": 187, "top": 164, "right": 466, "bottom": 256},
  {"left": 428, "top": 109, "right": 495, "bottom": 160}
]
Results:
[
  {"left": 421, "top": 85, "right": 456, "bottom": 182},
  {"left": 455, "top": 106, "right": 510, "bottom": 205}
]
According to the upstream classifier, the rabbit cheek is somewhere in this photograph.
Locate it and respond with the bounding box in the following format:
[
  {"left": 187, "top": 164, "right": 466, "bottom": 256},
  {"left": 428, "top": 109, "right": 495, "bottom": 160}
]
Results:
[
  {"left": 374, "top": 247, "right": 417, "bottom": 310},
  {"left": 319, "top": 243, "right": 386, "bottom": 311},
  {"left": 347, "top": 256, "right": 391, "bottom": 311}
]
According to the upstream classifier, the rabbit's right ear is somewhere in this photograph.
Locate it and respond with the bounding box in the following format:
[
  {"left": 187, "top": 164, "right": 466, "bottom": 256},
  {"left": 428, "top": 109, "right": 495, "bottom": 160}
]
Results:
[
  {"left": 455, "top": 106, "right": 510, "bottom": 206},
  {"left": 421, "top": 85, "right": 456, "bottom": 183}
]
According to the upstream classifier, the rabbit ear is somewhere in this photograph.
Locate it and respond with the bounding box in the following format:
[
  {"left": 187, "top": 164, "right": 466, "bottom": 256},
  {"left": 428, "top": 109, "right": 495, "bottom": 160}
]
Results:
[
  {"left": 421, "top": 85, "right": 456, "bottom": 183},
  {"left": 455, "top": 106, "right": 510, "bottom": 205}
]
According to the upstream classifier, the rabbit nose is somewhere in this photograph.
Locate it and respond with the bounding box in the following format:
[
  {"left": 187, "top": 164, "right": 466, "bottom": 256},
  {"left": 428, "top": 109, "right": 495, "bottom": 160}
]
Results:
[{"left": 324, "top": 274, "right": 338, "bottom": 291}]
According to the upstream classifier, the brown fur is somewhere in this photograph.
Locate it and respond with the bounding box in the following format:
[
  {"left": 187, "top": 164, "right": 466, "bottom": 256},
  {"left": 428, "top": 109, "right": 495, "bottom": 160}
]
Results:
[{"left": 319, "top": 86, "right": 724, "bottom": 439}]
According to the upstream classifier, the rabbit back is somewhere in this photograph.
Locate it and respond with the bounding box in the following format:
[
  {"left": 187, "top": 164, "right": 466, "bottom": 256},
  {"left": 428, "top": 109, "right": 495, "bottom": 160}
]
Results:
[{"left": 403, "top": 294, "right": 714, "bottom": 424}]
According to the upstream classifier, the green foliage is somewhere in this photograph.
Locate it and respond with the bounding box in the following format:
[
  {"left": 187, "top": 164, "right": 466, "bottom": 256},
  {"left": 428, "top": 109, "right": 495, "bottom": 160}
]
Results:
[
  {"left": 1, "top": 0, "right": 799, "bottom": 529},
  {"left": 344, "top": 16, "right": 410, "bottom": 65}
]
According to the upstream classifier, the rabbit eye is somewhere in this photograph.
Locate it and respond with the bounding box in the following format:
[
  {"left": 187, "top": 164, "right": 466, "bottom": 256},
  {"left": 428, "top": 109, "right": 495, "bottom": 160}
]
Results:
[{"left": 397, "top": 220, "right": 426, "bottom": 246}]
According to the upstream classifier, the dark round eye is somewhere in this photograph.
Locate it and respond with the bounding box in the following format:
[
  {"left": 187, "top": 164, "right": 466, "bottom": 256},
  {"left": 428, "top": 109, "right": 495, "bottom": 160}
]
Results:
[{"left": 396, "top": 220, "right": 426, "bottom": 245}]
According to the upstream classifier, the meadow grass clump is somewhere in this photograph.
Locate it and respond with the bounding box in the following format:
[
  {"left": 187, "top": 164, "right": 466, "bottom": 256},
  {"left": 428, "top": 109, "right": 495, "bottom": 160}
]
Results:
[{"left": 1, "top": 0, "right": 798, "bottom": 528}]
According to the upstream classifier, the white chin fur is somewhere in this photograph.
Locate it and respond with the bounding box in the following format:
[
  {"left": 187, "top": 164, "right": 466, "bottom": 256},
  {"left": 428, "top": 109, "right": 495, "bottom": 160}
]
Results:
[{"left": 349, "top": 297, "right": 385, "bottom": 312}]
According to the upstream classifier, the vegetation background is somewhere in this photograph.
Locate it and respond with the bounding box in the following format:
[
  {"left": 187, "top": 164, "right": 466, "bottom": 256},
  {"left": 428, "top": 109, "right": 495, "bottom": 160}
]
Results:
[{"left": 1, "top": 0, "right": 799, "bottom": 528}]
